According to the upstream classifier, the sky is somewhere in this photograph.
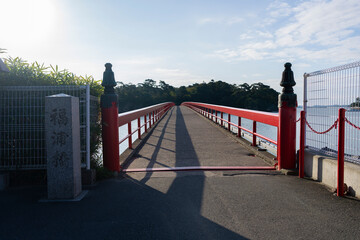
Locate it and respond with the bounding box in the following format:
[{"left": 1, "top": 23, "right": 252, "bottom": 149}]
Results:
[{"left": 1, "top": 0, "right": 360, "bottom": 103}]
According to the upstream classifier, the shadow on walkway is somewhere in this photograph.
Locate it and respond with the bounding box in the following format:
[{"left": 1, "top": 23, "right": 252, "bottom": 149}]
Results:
[{"left": 124, "top": 106, "right": 247, "bottom": 239}]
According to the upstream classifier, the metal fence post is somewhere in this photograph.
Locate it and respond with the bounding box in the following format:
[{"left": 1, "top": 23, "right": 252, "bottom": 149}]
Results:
[
  {"left": 337, "top": 108, "right": 346, "bottom": 196},
  {"left": 237, "top": 117, "right": 241, "bottom": 137},
  {"left": 278, "top": 62, "right": 297, "bottom": 170},
  {"left": 85, "top": 84, "right": 91, "bottom": 170},
  {"left": 101, "top": 63, "right": 120, "bottom": 172},
  {"left": 299, "top": 111, "right": 306, "bottom": 178}
]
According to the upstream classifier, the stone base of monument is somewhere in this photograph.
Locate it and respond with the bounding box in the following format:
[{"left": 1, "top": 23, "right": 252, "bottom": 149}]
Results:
[
  {"left": 81, "top": 169, "right": 96, "bottom": 185},
  {"left": 39, "top": 190, "right": 88, "bottom": 203}
]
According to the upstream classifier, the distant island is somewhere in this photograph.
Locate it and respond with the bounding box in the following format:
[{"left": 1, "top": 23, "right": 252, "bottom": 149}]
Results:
[
  {"left": 350, "top": 97, "right": 360, "bottom": 111},
  {"left": 115, "top": 79, "right": 279, "bottom": 113}
]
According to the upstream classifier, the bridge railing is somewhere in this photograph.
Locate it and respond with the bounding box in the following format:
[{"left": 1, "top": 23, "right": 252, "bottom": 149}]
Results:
[
  {"left": 181, "top": 102, "right": 279, "bottom": 151},
  {"left": 182, "top": 102, "right": 278, "bottom": 145},
  {"left": 181, "top": 64, "right": 298, "bottom": 171},
  {"left": 101, "top": 62, "right": 297, "bottom": 172},
  {"left": 118, "top": 102, "right": 175, "bottom": 150}
]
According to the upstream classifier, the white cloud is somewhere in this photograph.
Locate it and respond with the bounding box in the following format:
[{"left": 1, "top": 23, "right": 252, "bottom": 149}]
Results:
[
  {"left": 267, "top": 0, "right": 292, "bottom": 18},
  {"left": 275, "top": 0, "right": 360, "bottom": 47},
  {"left": 212, "top": 0, "right": 360, "bottom": 64},
  {"left": 239, "top": 34, "right": 253, "bottom": 40}
]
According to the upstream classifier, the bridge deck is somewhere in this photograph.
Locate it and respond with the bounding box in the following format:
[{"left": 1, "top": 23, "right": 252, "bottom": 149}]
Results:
[
  {"left": 124, "top": 106, "right": 271, "bottom": 173},
  {"left": 1, "top": 106, "right": 360, "bottom": 239}
]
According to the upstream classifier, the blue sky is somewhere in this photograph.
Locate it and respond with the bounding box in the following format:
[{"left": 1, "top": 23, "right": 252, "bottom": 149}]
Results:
[{"left": 1, "top": 0, "right": 360, "bottom": 103}]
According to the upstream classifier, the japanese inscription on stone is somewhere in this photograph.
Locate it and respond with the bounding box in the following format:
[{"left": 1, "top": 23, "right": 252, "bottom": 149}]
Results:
[
  {"left": 45, "top": 94, "right": 82, "bottom": 199},
  {"left": 49, "top": 108, "right": 70, "bottom": 166}
]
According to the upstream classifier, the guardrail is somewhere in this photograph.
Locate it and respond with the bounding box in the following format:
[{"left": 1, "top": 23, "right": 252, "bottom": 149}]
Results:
[
  {"left": 181, "top": 63, "right": 298, "bottom": 171},
  {"left": 182, "top": 102, "right": 280, "bottom": 159},
  {"left": 118, "top": 102, "right": 175, "bottom": 150},
  {"left": 182, "top": 102, "right": 278, "bottom": 146}
]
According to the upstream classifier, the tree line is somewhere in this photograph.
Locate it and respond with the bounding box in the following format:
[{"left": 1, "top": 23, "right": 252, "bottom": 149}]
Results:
[{"left": 116, "top": 79, "right": 279, "bottom": 113}]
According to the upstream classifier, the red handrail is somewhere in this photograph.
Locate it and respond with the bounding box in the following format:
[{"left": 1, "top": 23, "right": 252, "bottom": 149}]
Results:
[
  {"left": 118, "top": 102, "right": 174, "bottom": 126},
  {"left": 181, "top": 102, "right": 279, "bottom": 147},
  {"left": 182, "top": 102, "right": 278, "bottom": 126},
  {"left": 117, "top": 102, "right": 175, "bottom": 153}
]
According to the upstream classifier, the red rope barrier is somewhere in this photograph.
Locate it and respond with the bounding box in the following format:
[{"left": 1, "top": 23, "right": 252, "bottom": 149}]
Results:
[
  {"left": 345, "top": 117, "right": 360, "bottom": 130},
  {"left": 296, "top": 117, "right": 301, "bottom": 122},
  {"left": 305, "top": 118, "right": 338, "bottom": 134}
]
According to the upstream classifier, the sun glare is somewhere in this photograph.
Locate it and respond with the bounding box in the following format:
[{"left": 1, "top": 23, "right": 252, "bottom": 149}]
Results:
[{"left": 2, "top": 0, "right": 57, "bottom": 47}]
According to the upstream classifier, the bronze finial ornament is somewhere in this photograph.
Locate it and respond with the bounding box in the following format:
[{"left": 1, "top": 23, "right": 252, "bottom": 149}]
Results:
[
  {"left": 279, "top": 62, "right": 297, "bottom": 107},
  {"left": 101, "top": 63, "right": 118, "bottom": 108}
]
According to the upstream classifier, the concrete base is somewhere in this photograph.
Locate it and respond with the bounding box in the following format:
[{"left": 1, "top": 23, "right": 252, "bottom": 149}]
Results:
[
  {"left": 304, "top": 148, "right": 360, "bottom": 198},
  {"left": 0, "top": 173, "right": 9, "bottom": 190},
  {"left": 39, "top": 190, "right": 88, "bottom": 203}
]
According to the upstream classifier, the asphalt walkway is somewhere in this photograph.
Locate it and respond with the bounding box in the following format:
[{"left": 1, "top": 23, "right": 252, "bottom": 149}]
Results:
[{"left": 1, "top": 106, "right": 360, "bottom": 240}]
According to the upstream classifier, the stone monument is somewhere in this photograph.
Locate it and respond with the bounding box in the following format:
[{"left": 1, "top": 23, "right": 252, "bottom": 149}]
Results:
[{"left": 45, "top": 94, "right": 82, "bottom": 199}]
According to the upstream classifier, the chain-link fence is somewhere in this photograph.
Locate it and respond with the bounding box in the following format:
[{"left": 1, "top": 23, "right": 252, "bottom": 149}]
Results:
[
  {"left": 304, "top": 61, "right": 360, "bottom": 164},
  {"left": 0, "top": 85, "right": 99, "bottom": 170}
]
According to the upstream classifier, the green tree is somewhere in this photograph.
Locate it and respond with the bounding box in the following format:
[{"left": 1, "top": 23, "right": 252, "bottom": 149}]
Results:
[{"left": 350, "top": 97, "right": 360, "bottom": 108}]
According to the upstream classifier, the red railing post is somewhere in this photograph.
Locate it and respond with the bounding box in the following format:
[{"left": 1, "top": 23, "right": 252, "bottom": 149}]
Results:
[
  {"left": 100, "top": 63, "right": 120, "bottom": 172},
  {"left": 278, "top": 63, "right": 297, "bottom": 170},
  {"left": 228, "top": 114, "right": 231, "bottom": 131},
  {"left": 137, "top": 117, "right": 141, "bottom": 140},
  {"left": 237, "top": 117, "right": 241, "bottom": 137},
  {"left": 337, "top": 108, "right": 346, "bottom": 197},
  {"left": 252, "top": 121, "right": 257, "bottom": 146},
  {"left": 144, "top": 114, "right": 148, "bottom": 132},
  {"left": 128, "top": 122, "right": 132, "bottom": 149},
  {"left": 299, "top": 110, "right": 305, "bottom": 178}
]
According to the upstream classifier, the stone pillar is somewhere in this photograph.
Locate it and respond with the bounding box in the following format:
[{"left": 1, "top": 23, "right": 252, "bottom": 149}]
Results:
[
  {"left": 45, "top": 94, "right": 82, "bottom": 199},
  {"left": 277, "top": 63, "right": 297, "bottom": 170}
]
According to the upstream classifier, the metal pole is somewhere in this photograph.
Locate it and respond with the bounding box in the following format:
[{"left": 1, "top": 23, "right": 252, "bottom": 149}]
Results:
[
  {"left": 85, "top": 84, "right": 90, "bottom": 170},
  {"left": 303, "top": 73, "right": 308, "bottom": 147},
  {"left": 237, "top": 117, "right": 241, "bottom": 137},
  {"left": 337, "top": 108, "right": 346, "bottom": 197},
  {"left": 299, "top": 111, "right": 305, "bottom": 178}
]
